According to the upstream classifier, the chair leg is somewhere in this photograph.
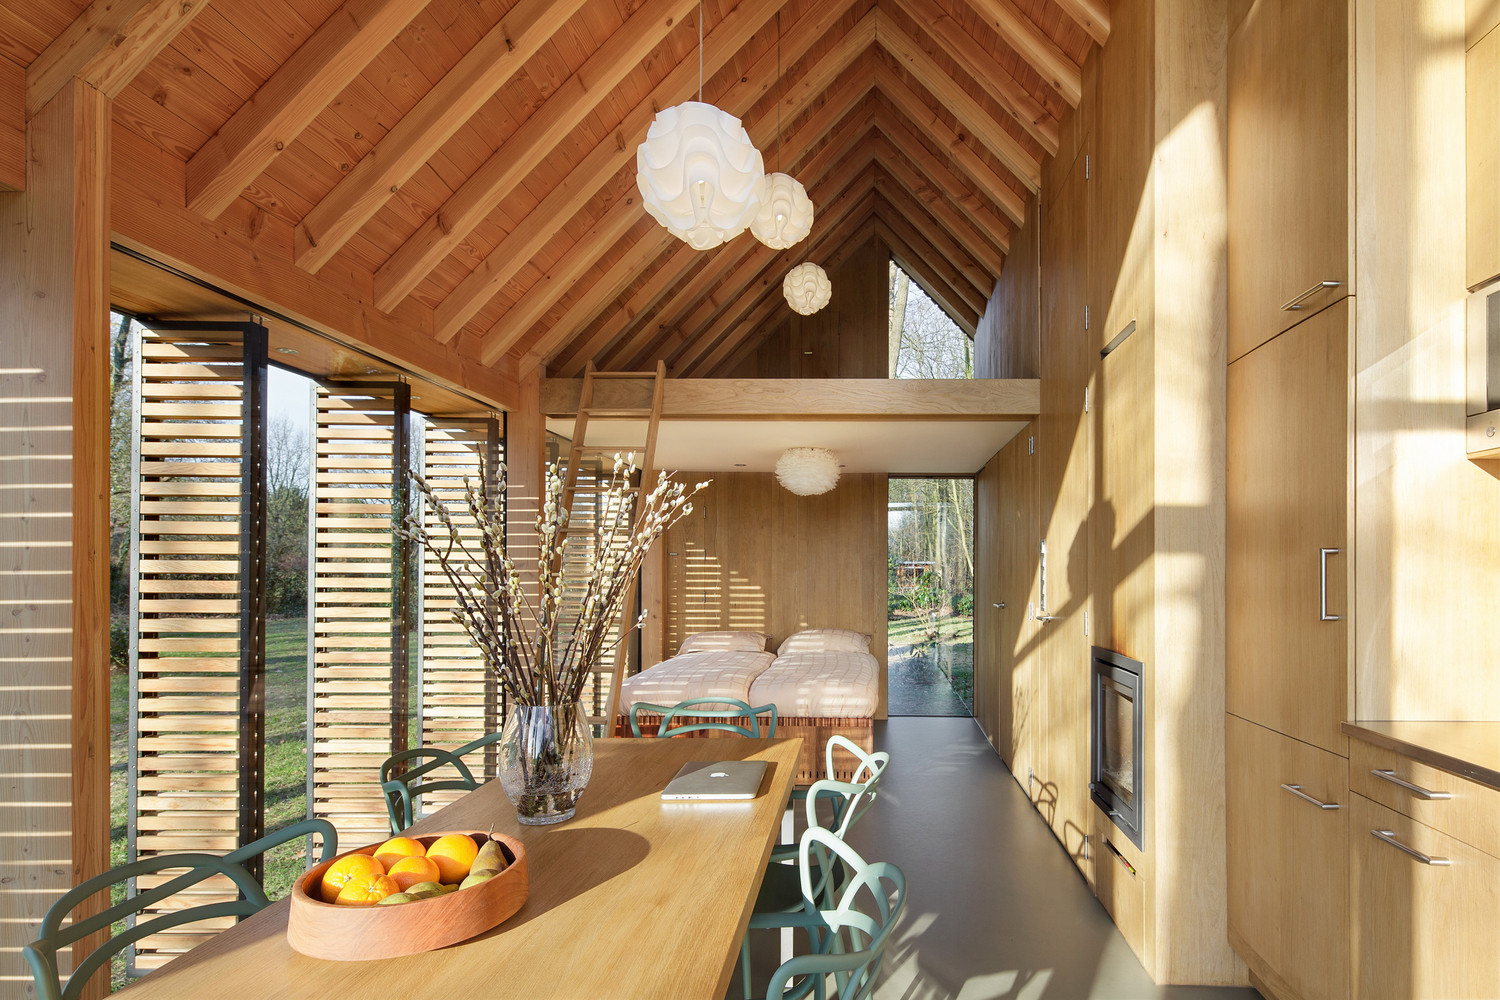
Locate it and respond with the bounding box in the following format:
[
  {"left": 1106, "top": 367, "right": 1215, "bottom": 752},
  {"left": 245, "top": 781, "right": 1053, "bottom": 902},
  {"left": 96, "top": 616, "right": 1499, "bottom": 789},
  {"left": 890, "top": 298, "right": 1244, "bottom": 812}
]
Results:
[{"left": 740, "top": 933, "right": 754, "bottom": 1000}]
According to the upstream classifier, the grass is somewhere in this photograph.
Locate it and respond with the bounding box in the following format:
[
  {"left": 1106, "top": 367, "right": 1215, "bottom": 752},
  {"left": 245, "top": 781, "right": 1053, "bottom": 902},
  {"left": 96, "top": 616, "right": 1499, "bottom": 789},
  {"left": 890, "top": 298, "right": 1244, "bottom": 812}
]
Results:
[
  {"left": 888, "top": 610, "right": 975, "bottom": 710},
  {"left": 109, "top": 617, "right": 309, "bottom": 990}
]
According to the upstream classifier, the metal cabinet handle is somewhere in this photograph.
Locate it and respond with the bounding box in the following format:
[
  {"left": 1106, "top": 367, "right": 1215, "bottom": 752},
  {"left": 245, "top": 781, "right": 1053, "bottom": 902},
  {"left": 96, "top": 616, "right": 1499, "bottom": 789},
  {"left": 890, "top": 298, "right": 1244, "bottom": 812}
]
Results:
[
  {"left": 1281, "top": 280, "right": 1342, "bottom": 311},
  {"left": 1034, "top": 613, "right": 1059, "bottom": 622},
  {"left": 1281, "top": 783, "right": 1340, "bottom": 809},
  {"left": 993, "top": 602, "right": 1006, "bottom": 609},
  {"left": 1320, "top": 548, "right": 1342, "bottom": 621},
  {"left": 1371, "top": 769, "right": 1452, "bottom": 800},
  {"left": 1372, "top": 829, "right": 1451, "bottom": 866}
]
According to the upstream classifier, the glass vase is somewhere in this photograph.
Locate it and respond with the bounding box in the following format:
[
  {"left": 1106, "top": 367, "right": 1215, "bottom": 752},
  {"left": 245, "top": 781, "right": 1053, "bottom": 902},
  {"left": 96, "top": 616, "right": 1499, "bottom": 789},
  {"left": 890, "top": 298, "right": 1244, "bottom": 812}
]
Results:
[{"left": 498, "top": 701, "right": 594, "bottom": 825}]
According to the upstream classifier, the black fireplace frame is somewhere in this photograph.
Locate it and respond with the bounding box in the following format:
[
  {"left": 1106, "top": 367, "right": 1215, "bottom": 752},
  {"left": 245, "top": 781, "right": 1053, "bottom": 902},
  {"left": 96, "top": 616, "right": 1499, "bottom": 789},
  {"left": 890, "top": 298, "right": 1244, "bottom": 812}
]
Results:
[{"left": 1090, "top": 645, "right": 1144, "bottom": 849}]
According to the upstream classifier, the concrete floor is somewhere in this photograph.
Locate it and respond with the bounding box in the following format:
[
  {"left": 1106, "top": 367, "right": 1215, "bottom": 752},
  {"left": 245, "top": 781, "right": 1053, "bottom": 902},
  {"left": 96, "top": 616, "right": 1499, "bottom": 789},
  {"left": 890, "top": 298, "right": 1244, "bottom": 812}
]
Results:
[{"left": 736, "top": 717, "right": 1261, "bottom": 1000}]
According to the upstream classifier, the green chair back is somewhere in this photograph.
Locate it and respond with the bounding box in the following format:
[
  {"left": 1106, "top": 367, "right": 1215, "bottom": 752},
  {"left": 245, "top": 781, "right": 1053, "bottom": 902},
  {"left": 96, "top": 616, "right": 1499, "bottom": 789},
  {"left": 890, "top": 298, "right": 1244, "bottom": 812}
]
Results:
[
  {"left": 629, "top": 697, "right": 778, "bottom": 738},
  {"left": 380, "top": 746, "right": 479, "bottom": 832},
  {"left": 24, "top": 819, "right": 336, "bottom": 1000}
]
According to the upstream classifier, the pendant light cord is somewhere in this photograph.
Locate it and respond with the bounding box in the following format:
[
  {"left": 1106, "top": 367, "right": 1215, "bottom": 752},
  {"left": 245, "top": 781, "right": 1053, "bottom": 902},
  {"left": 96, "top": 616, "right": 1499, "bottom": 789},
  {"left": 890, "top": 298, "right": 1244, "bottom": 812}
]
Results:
[
  {"left": 698, "top": 0, "right": 703, "bottom": 103},
  {"left": 776, "top": 10, "right": 782, "bottom": 172}
]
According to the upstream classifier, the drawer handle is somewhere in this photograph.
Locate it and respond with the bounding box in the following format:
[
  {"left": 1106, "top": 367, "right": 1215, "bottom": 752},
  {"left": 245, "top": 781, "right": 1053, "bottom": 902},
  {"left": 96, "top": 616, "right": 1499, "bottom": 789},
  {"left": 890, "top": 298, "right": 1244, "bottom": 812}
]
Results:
[
  {"left": 1371, "top": 769, "right": 1452, "bottom": 800},
  {"left": 1280, "top": 783, "right": 1340, "bottom": 809},
  {"left": 1281, "top": 280, "right": 1342, "bottom": 311},
  {"left": 1319, "top": 548, "right": 1342, "bottom": 621},
  {"left": 1372, "top": 829, "right": 1451, "bottom": 866}
]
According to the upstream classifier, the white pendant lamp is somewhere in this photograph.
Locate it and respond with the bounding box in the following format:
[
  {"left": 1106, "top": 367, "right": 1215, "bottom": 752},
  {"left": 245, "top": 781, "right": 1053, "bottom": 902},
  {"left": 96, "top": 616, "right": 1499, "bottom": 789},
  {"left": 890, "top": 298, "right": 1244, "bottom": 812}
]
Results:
[
  {"left": 636, "top": 101, "right": 765, "bottom": 251},
  {"left": 751, "top": 172, "right": 813, "bottom": 249},
  {"left": 775, "top": 447, "right": 841, "bottom": 496},
  {"left": 783, "top": 262, "right": 832, "bottom": 315}
]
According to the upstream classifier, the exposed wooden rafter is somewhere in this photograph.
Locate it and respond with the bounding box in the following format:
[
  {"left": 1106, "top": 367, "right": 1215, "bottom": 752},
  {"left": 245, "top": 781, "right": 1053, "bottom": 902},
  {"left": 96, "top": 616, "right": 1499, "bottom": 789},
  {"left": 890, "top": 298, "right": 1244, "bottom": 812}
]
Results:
[
  {"left": 874, "top": 188, "right": 988, "bottom": 317},
  {"left": 957, "top": 0, "right": 1084, "bottom": 106},
  {"left": 1053, "top": 0, "right": 1111, "bottom": 46},
  {"left": 875, "top": 211, "right": 982, "bottom": 329},
  {"left": 870, "top": 108, "right": 1012, "bottom": 252},
  {"left": 870, "top": 138, "right": 1004, "bottom": 282}
]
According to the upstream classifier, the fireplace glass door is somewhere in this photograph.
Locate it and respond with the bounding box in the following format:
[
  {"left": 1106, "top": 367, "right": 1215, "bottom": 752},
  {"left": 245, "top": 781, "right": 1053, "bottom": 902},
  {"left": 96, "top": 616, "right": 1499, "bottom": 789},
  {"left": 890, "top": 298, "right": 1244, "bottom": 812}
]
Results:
[{"left": 1090, "top": 647, "right": 1144, "bottom": 848}]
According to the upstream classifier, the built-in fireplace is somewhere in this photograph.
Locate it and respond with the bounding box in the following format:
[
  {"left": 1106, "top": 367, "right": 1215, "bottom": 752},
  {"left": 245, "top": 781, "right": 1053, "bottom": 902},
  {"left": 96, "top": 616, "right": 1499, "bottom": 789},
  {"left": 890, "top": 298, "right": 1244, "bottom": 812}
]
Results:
[{"left": 1090, "top": 646, "right": 1144, "bottom": 849}]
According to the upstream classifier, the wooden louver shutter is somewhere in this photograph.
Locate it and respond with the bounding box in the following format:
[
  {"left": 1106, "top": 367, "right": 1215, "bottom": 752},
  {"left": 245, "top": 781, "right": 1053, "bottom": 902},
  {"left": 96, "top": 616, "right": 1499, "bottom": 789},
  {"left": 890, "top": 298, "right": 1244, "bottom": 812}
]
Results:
[
  {"left": 415, "top": 415, "right": 502, "bottom": 800},
  {"left": 308, "top": 382, "right": 412, "bottom": 847},
  {"left": 127, "top": 320, "right": 267, "bottom": 973}
]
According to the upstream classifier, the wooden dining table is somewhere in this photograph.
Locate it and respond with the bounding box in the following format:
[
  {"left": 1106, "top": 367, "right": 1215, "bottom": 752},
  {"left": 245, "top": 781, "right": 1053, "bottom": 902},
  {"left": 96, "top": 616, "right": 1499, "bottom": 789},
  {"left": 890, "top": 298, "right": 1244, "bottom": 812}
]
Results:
[{"left": 117, "top": 735, "right": 803, "bottom": 1000}]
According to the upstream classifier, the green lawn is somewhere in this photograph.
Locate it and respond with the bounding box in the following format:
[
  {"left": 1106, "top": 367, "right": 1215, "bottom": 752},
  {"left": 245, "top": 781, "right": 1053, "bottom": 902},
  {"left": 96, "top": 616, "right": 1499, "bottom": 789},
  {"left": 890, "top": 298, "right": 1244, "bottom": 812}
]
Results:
[
  {"left": 888, "top": 610, "right": 975, "bottom": 709},
  {"left": 110, "top": 617, "right": 309, "bottom": 989}
]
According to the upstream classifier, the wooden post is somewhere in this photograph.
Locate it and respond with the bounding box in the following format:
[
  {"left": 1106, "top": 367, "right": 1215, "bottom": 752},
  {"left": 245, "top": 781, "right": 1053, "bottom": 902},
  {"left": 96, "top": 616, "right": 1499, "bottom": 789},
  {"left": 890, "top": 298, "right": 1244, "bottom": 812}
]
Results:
[{"left": 0, "top": 77, "right": 111, "bottom": 998}]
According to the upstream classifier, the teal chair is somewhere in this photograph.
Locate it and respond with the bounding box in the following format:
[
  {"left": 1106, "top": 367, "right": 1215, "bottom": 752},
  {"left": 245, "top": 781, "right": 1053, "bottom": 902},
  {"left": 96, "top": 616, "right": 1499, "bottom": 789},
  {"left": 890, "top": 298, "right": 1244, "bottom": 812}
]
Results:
[
  {"left": 380, "top": 746, "right": 480, "bottom": 832},
  {"left": 24, "top": 819, "right": 336, "bottom": 1000},
  {"left": 773, "top": 736, "right": 889, "bottom": 863},
  {"left": 755, "top": 828, "right": 907, "bottom": 1000},
  {"left": 628, "top": 697, "right": 779, "bottom": 738}
]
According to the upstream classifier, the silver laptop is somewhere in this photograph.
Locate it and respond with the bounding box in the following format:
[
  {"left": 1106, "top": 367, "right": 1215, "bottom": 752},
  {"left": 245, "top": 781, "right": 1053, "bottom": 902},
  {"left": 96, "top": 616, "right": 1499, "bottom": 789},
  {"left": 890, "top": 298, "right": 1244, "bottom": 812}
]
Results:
[{"left": 660, "top": 760, "right": 768, "bottom": 800}]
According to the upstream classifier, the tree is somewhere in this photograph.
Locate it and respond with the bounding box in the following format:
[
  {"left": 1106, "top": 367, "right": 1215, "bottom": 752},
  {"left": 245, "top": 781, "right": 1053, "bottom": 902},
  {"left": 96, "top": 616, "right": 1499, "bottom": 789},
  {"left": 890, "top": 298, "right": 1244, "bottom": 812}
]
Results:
[{"left": 264, "top": 417, "right": 309, "bottom": 615}]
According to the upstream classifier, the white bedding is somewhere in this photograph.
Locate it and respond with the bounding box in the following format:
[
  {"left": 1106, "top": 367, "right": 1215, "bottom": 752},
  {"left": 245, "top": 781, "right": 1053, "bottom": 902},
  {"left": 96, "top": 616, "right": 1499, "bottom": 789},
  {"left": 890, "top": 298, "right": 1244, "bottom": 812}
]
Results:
[
  {"left": 618, "top": 649, "right": 776, "bottom": 712},
  {"left": 748, "top": 649, "right": 880, "bottom": 718}
]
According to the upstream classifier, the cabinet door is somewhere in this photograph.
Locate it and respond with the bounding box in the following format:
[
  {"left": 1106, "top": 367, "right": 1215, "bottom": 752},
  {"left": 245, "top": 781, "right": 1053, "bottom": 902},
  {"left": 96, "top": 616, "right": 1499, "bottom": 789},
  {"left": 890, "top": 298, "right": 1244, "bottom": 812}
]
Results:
[
  {"left": 1228, "top": 0, "right": 1350, "bottom": 361},
  {"left": 1351, "top": 795, "right": 1500, "bottom": 999},
  {"left": 1000, "top": 426, "right": 1038, "bottom": 779},
  {"left": 1227, "top": 300, "right": 1349, "bottom": 755},
  {"left": 1469, "top": 26, "right": 1500, "bottom": 290},
  {"left": 1227, "top": 714, "right": 1349, "bottom": 1000}
]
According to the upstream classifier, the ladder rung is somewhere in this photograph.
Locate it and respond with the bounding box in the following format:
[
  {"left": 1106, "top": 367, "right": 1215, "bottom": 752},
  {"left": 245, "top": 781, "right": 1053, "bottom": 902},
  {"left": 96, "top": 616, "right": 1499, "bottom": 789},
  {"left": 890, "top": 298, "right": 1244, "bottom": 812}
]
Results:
[
  {"left": 581, "top": 407, "right": 653, "bottom": 417},
  {"left": 587, "top": 371, "right": 659, "bottom": 380}
]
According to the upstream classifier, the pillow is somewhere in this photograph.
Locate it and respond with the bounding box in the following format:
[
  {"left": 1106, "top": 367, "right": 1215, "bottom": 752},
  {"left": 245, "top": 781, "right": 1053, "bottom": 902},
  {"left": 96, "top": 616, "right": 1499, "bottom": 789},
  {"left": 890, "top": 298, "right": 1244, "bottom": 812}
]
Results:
[
  {"left": 778, "top": 628, "right": 872, "bottom": 654},
  {"left": 677, "top": 630, "right": 770, "bottom": 654}
]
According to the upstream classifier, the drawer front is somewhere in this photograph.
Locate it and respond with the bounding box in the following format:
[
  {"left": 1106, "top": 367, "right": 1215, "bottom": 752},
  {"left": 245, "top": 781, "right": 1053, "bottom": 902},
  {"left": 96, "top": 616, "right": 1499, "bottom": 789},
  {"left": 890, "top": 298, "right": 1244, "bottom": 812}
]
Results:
[
  {"left": 1349, "top": 740, "right": 1500, "bottom": 858},
  {"left": 1227, "top": 714, "right": 1349, "bottom": 1000},
  {"left": 1351, "top": 795, "right": 1500, "bottom": 1000}
]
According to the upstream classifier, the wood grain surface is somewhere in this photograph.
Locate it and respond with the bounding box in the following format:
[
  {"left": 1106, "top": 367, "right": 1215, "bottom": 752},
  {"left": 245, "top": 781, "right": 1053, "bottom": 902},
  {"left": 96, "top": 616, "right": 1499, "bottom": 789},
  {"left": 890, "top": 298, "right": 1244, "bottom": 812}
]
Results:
[{"left": 115, "top": 737, "right": 801, "bottom": 1000}]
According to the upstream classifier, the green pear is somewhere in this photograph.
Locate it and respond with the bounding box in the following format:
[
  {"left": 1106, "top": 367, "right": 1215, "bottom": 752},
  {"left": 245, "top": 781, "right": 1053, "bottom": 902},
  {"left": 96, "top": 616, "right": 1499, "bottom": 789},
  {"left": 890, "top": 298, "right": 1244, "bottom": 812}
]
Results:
[
  {"left": 406, "top": 881, "right": 445, "bottom": 897},
  {"left": 459, "top": 869, "right": 499, "bottom": 890},
  {"left": 376, "top": 892, "right": 415, "bottom": 905},
  {"left": 472, "top": 839, "right": 507, "bottom": 874}
]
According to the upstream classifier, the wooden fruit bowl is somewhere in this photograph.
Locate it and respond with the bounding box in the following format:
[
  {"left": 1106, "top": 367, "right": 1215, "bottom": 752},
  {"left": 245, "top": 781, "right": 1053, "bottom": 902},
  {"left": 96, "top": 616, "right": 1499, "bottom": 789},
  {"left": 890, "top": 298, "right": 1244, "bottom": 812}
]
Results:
[{"left": 287, "top": 831, "right": 528, "bottom": 961}]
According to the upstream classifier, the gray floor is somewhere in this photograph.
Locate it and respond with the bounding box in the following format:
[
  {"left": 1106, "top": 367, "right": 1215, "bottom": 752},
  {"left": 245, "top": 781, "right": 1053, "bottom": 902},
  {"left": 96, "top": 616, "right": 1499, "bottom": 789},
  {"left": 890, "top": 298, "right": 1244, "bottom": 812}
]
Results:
[
  {"left": 886, "top": 644, "right": 971, "bottom": 717},
  {"left": 737, "top": 717, "right": 1261, "bottom": 1000}
]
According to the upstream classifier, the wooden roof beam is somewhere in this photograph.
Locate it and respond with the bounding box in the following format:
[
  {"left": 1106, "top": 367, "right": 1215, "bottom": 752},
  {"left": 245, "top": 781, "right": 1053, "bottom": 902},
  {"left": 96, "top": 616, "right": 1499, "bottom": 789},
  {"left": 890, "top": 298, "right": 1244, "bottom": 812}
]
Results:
[
  {"left": 872, "top": 8, "right": 1041, "bottom": 191},
  {"left": 371, "top": 0, "right": 708, "bottom": 312},
  {"left": 1054, "top": 0, "right": 1110, "bottom": 46},
  {"left": 186, "top": 0, "right": 433, "bottom": 219},
  {"left": 873, "top": 183, "right": 989, "bottom": 315},
  {"left": 875, "top": 211, "right": 982, "bottom": 331},
  {"left": 1, "top": 57, "right": 20, "bottom": 190},
  {"left": 27, "top": 0, "right": 211, "bottom": 118},
  {"left": 870, "top": 136, "right": 1005, "bottom": 279},
  {"left": 293, "top": 0, "right": 590, "bottom": 274},
  {"left": 894, "top": 0, "right": 1058, "bottom": 156},
  {"left": 870, "top": 107, "right": 1011, "bottom": 253},
  {"left": 873, "top": 61, "right": 1026, "bottom": 227},
  {"left": 437, "top": 0, "right": 863, "bottom": 347},
  {"left": 959, "top": 0, "right": 1083, "bottom": 106},
  {"left": 471, "top": 11, "right": 877, "bottom": 365}
]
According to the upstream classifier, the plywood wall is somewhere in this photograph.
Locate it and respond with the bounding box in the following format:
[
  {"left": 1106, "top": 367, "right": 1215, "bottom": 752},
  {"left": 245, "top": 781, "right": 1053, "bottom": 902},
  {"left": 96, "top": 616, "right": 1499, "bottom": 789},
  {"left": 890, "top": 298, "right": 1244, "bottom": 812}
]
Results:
[
  {"left": 725, "top": 238, "right": 891, "bottom": 378},
  {"left": 975, "top": 193, "right": 1040, "bottom": 380},
  {"left": 660, "top": 472, "right": 889, "bottom": 716}
]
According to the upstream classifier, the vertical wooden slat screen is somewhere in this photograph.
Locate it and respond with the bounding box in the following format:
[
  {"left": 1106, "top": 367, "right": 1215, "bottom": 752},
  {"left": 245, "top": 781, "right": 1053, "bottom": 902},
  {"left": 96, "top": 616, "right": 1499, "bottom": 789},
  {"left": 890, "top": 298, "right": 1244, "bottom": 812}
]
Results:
[
  {"left": 308, "top": 383, "right": 411, "bottom": 847},
  {"left": 127, "top": 320, "right": 267, "bottom": 974},
  {"left": 416, "top": 415, "right": 502, "bottom": 799}
]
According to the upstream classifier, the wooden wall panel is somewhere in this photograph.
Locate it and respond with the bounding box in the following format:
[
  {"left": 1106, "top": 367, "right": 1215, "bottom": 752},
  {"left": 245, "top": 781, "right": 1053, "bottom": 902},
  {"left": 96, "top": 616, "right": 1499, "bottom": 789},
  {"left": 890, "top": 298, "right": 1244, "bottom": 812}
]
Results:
[
  {"left": 975, "top": 193, "right": 1040, "bottom": 379},
  {"left": 0, "top": 79, "right": 111, "bottom": 998},
  {"left": 0, "top": 56, "right": 20, "bottom": 191},
  {"left": 727, "top": 238, "right": 891, "bottom": 379},
  {"left": 660, "top": 472, "right": 889, "bottom": 717},
  {"left": 1354, "top": 0, "right": 1500, "bottom": 721}
]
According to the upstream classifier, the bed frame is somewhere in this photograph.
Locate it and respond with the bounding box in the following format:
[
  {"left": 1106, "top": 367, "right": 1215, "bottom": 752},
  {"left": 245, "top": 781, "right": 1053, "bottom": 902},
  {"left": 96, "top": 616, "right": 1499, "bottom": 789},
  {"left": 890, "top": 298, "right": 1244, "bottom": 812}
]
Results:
[{"left": 612, "top": 713, "right": 875, "bottom": 786}]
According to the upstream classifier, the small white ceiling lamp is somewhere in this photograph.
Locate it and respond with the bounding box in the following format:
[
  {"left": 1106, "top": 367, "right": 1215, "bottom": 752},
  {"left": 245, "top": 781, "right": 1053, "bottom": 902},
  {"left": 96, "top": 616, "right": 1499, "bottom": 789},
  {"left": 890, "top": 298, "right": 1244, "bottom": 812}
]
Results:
[
  {"left": 636, "top": 101, "right": 764, "bottom": 250},
  {"left": 751, "top": 172, "right": 813, "bottom": 249},
  {"left": 783, "top": 262, "right": 832, "bottom": 315},
  {"left": 775, "top": 447, "right": 841, "bottom": 496}
]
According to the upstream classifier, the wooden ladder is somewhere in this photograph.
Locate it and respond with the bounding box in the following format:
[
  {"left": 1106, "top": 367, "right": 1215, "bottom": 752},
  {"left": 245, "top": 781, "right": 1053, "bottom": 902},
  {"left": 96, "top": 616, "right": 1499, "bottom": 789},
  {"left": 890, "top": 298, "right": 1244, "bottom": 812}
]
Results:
[{"left": 554, "top": 361, "right": 666, "bottom": 732}]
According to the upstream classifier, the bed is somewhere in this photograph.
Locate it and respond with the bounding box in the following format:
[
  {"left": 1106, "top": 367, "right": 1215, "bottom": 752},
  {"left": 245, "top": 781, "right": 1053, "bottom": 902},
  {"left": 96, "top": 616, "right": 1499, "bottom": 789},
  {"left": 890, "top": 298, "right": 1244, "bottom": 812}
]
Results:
[{"left": 615, "top": 628, "right": 878, "bottom": 784}]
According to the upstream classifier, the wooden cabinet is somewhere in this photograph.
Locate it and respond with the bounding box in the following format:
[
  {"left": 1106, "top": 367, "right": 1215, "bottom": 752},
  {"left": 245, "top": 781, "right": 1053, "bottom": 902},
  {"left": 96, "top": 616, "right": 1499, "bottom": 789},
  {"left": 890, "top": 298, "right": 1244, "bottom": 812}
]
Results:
[
  {"left": 1226, "top": 300, "right": 1350, "bottom": 756},
  {"left": 1469, "top": 25, "right": 1500, "bottom": 290},
  {"left": 1227, "top": 0, "right": 1351, "bottom": 361},
  {"left": 1351, "top": 793, "right": 1500, "bottom": 999},
  {"left": 1227, "top": 714, "right": 1349, "bottom": 1000}
]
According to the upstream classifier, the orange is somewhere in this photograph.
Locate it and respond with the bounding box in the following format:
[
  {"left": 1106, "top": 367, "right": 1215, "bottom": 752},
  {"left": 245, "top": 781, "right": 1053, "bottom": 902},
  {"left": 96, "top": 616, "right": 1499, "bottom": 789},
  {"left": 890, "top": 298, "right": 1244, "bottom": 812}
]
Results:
[
  {"left": 373, "top": 836, "right": 427, "bottom": 869},
  {"left": 386, "top": 855, "right": 442, "bottom": 891},
  {"left": 319, "top": 853, "right": 386, "bottom": 903},
  {"left": 426, "top": 833, "right": 479, "bottom": 884},
  {"left": 334, "top": 873, "right": 400, "bottom": 906}
]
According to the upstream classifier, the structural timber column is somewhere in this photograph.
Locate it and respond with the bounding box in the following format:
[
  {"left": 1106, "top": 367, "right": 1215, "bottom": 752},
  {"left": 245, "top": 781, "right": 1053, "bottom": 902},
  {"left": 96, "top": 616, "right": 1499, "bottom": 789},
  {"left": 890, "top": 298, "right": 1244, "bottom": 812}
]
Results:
[{"left": 0, "top": 78, "right": 111, "bottom": 997}]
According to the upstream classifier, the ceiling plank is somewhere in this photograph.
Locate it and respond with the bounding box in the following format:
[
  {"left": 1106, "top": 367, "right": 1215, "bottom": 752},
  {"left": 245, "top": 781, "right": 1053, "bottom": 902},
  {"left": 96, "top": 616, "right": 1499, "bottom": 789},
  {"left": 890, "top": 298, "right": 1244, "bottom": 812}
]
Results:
[
  {"left": 433, "top": 0, "right": 862, "bottom": 346},
  {"left": 292, "top": 0, "right": 590, "bottom": 274},
  {"left": 873, "top": 8, "right": 1041, "bottom": 190},
  {"left": 870, "top": 138, "right": 1004, "bottom": 280},
  {"left": 870, "top": 108, "right": 1010, "bottom": 253},
  {"left": 186, "top": 0, "right": 432, "bottom": 219},
  {"left": 0, "top": 56, "right": 20, "bottom": 190},
  {"left": 370, "top": 0, "right": 706, "bottom": 312},
  {"left": 875, "top": 212, "right": 982, "bottom": 330},
  {"left": 958, "top": 0, "right": 1083, "bottom": 105},
  {"left": 873, "top": 182, "right": 990, "bottom": 314},
  {"left": 1053, "top": 0, "right": 1110, "bottom": 46},
  {"left": 874, "top": 61, "right": 1026, "bottom": 226},
  {"left": 897, "top": 0, "right": 1058, "bottom": 155},
  {"left": 469, "top": 9, "right": 878, "bottom": 362},
  {"left": 27, "top": 0, "right": 212, "bottom": 118}
]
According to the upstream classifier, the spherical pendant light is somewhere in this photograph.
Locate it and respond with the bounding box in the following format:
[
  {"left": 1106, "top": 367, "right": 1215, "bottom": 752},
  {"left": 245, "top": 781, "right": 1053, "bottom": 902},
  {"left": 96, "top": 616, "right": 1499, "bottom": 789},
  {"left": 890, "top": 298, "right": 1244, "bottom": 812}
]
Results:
[
  {"left": 750, "top": 172, "right": 813, "bottom": 249},
  {"left": 783, "top": 262, "right": 832, "bottom": 315},
  {"left": 636, "top": 101, "right": 764, "bottom": 251},
  {"left": 775, "top": 447, "right": 841, "bottom": 496}
]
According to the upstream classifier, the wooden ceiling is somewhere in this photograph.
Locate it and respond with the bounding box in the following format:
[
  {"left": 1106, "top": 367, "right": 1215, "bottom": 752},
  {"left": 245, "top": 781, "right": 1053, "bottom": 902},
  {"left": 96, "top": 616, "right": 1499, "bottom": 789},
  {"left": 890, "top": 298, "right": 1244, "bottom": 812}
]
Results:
[{"left": 4, "top": 0, "right": 1106, "bottom": 383}]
